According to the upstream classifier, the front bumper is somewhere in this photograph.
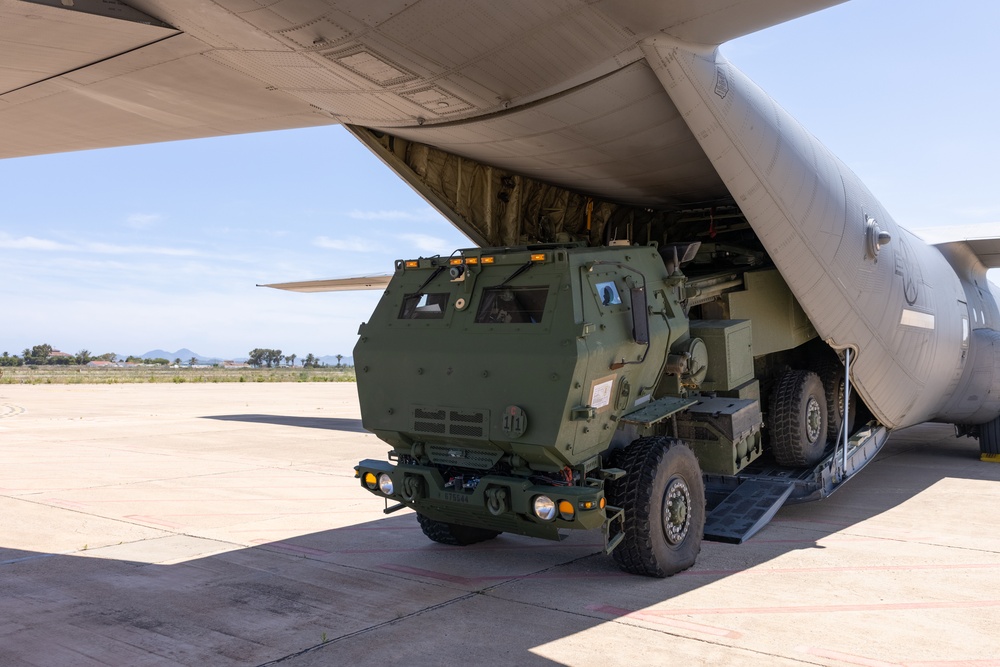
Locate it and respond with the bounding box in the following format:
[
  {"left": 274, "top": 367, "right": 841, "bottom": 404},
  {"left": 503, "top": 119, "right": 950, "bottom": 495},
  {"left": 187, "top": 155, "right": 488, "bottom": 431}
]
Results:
[{"left": 355, "top": 458, "right": 606, "bottom": 540}]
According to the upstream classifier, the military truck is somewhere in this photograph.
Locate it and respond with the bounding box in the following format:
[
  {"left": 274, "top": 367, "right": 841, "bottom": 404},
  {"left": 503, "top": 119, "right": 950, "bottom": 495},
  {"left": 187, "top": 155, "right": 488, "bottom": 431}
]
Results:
[{"left": 353, "top": 235, "right": 883, "bottom": 577}]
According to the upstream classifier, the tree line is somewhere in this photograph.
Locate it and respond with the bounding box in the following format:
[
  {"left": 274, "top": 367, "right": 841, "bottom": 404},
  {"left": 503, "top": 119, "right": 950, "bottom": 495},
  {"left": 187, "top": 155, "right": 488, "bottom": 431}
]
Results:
[
  {"left": 246, "top": 349, "right": 345, "bottom": 369},
  {"left": 1, "top": 343, "right": 348, "bottom": 369},
  {"left": 0, "top": 344, "right": 114, "bottom": 367}
]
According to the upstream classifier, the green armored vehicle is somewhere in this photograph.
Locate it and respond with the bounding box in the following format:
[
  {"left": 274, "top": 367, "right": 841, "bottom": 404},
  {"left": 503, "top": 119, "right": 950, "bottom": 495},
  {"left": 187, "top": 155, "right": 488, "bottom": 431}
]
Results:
[
  {"left": 353, "top": 240, "right": 832, "bottom": 577},
  {"left": 350, "top": 224, "right": 887, "bottom": 577}
]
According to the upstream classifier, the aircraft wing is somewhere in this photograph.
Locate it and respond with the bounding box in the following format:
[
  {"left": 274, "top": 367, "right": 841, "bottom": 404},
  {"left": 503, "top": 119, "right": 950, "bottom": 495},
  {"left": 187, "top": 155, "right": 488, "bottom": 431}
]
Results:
[
  {"left": 259, "top": 276, "right": 392, "bottom": 292},
  {"left": 0, "top": 0, "right": 845, "bottom": 161}
]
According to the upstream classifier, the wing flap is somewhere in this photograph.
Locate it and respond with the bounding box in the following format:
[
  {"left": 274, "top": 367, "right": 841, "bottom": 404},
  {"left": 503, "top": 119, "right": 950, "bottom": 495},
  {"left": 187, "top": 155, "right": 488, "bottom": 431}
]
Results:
[{"left": 1, "top": 0, "right": 177, "bottom": 96}]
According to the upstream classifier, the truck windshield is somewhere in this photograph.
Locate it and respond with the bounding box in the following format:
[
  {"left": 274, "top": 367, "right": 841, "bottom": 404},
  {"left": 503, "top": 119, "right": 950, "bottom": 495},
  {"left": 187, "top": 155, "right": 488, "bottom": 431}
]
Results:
[
  {"left": 475, "top": 287, "right": 548, "bottom": 324},
  {"left": 399, "top": 292, "right": 449, "bottom": 319}
]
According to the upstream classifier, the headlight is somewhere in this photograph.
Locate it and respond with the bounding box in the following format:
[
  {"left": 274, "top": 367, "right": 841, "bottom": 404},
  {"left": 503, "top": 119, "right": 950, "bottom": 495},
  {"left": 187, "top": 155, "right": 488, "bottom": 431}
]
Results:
[
  {"left": 378, "top": 473, "right": 394, "bottom": 495},
  {"left": 533, "top": 495, "right": 556, "bottom": 521}
]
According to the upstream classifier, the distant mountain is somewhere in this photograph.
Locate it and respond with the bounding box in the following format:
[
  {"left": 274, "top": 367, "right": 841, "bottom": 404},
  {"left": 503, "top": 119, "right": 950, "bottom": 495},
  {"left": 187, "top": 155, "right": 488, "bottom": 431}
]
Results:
[{"left": 141, "top": 348, "right": 222, "bottom": 363}]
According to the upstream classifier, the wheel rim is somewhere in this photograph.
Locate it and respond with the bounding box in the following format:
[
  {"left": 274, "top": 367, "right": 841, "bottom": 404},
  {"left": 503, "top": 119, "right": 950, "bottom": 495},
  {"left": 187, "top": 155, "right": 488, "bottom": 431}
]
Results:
[
  {"left": 805, "top": 396, "right": 822, "bottom": 442},
  {"left": 662, "top": 476, "right": 692, "bottom": 546}
]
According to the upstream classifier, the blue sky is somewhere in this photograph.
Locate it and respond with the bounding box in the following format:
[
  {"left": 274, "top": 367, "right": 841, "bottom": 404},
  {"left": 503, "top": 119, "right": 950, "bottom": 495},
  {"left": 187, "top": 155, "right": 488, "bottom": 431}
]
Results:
[{"left": 1, "top": 0, "right": 997, "bottom": 360}]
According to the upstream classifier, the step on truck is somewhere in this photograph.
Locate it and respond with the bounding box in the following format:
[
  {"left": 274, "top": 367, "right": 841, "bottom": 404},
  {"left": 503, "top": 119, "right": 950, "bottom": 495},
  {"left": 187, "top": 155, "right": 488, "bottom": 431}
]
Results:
[{"left": 354, "top": 241, "right": 886, "bottom": 577}]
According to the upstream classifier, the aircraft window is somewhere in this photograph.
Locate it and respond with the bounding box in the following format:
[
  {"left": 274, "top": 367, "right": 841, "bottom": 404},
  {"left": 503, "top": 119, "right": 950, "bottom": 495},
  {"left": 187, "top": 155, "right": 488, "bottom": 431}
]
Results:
[
  {"left": 399, "top": 292, "right": 449, "bottom": 319},
  {"left": 475, "top": 287, "right": 548, "bottom": 324},
  {"left": 596, "top": 281, "right": 621, "bottom": 306}
]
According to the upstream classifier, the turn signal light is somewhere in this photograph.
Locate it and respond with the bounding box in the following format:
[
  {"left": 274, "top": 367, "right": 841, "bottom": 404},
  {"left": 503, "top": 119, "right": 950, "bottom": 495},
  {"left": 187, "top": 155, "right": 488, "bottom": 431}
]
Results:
[
  {"left": 558, "top": 500, "right": 575, "bottom": 520},
  {"left": 363, "top": 472, "right": 378, "bottom": 489}
]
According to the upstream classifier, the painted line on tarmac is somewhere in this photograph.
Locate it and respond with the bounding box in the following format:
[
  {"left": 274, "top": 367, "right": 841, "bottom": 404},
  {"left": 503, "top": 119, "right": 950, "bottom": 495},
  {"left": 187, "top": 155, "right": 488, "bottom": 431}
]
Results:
[
  {"left": 796, "top": 645, "right": 900, "bottom": 667},
  {"left": 626, "top": 599, "right": 1000, "bottom": 616},
  {"left": 798, "top": 645, "right": 1000, "bottom": 667},
  {"left": 587, "top": 604, "right": 741, "bottom": 639},
  {"left": 680, "top": 562, "right": 999, "bottom": 577}
]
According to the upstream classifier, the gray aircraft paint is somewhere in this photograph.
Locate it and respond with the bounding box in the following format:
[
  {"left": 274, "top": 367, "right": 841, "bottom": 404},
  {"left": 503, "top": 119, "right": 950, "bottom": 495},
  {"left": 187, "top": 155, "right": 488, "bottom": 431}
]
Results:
[{"left": 641, "top": 37, "right": 1000, "bottom": 429}]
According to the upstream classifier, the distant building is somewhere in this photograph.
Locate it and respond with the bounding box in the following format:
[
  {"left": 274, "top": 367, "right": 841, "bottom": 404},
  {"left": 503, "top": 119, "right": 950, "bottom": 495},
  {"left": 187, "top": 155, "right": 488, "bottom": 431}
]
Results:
[{"left": 223, "top": 361, "right": 249, "bottom": 369}]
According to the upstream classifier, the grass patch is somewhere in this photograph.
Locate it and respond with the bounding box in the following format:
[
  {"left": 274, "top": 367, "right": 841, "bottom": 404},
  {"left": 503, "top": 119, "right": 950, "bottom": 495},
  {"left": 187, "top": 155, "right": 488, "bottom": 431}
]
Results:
[{"left": 0, "top": 366, "right": 356, "bottom": 385}]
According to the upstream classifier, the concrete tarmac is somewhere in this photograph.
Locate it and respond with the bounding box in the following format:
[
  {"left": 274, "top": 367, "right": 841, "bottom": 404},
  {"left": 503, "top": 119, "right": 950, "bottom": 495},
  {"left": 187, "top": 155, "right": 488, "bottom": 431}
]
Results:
[{"left": 1, "top": 383, "right": 999, "bottom": 666}]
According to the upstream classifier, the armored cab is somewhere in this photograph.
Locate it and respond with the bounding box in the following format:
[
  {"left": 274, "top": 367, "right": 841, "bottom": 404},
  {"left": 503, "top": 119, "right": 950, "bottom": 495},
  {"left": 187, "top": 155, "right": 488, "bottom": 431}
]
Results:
[{"left": 355, "top": 244, "right": 691, "bottom": 542}]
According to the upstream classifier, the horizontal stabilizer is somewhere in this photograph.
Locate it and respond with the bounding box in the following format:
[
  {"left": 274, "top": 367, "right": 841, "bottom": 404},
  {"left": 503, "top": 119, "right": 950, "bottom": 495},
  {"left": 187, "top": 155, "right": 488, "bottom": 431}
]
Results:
[
  {"left": 258, "top": 276, "right": 391, "bottom": 292},
  {"left": 919, "top": 228, "right": 1000, "bottom": 269},
  {"left": 953, "top": 238, "right": 1000, "bottom": 269}
]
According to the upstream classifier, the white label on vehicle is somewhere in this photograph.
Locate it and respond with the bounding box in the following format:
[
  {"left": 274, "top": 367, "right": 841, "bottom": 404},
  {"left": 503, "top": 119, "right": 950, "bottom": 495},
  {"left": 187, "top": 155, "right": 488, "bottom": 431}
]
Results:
[{"left": 591, "top": 379, "right": 613, "bottom": 409}]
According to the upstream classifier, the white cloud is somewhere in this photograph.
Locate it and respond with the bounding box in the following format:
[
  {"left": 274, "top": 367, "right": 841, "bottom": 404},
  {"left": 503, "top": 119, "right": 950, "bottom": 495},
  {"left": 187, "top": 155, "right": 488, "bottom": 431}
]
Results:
[
  {"left": 347, "top": 207, "right": 442, "bottom": 222},
  {"left": 125, "top": 213, "right": 163, "bottom": 230},
  {"left": 0, "top": 233, "right": 201, "bottom": 257},
  {"left": 0, "top": 234, "right": 73, "bottom": 251},
  {"left": 84, "top": 242, "right": 200, "bottom": 257},
  {"left": 313, "top": 236, "right": 381, "bottom": 252},
  {"left": 399, "top": 233, "right": 456, "bottom": 254}
]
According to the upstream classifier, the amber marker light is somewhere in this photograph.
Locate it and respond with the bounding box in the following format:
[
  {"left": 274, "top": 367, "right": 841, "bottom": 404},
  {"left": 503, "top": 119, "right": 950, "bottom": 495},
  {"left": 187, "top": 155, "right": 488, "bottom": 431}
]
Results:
[
  {"left": 481, "top": 256, "right": 495, "bottom": 264},
  {"left": 404, "top": 260, "right": 419, "bottom": 269},
  {"left": 599, "top": 497, "right": 606, "bottom": 509},
  {"left": 530, "top": 253, "right": 546, "bottom": 262},
  {"left": 465, "top": 257, "right": 479, "bottom": 265},
  {"left": 449, "top": 258, "right": 464, "bottom": 265}
]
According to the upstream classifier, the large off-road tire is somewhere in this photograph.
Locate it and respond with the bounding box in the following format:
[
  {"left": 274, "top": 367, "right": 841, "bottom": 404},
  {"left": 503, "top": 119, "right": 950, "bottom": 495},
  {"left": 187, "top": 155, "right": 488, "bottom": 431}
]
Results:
[
  {"left": 980, "top": 414, "right": 1000, "bottom": 457},
  {"left": 769, "top": 370, "right": 828, "bottom": 467},
  {"left": 816, "top": 359, "right": 857, "bottom": 442},
  {"left": 605, "top": 437, "right": 705, "bottom": 578},
  {"left": 416, "top": 513, "right": 501, "bottom": 546}
]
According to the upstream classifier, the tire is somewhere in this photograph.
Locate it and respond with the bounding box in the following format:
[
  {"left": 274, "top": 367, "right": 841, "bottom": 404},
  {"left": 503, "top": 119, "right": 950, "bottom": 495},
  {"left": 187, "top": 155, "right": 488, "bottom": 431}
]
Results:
[
  {"left": 980, "top": 414, "right": 1000, "bottom": 456},
  {"left": 605, "top": 437, "right": 705, "bottom": 578},
  {"left": 416, "top": 513, "right": 501, "bottom": 546},
  {"left": 816, "top": 359, "right": 857, "bottom": 441},
  {"left": 769, "top": 370, "right": 828, "bottom": 467}
]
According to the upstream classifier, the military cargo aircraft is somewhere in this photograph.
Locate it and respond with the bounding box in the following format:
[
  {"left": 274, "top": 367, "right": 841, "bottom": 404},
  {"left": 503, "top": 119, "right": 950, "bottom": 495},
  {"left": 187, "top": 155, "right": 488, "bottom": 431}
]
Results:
[{"left": 4, "top": 0, "right": 998, "bottom": 576}]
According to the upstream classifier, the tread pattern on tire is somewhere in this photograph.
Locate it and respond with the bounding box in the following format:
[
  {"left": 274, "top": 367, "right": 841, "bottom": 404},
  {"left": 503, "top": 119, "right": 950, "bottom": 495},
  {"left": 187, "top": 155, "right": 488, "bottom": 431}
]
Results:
[
  {"left": 815, "top": 358, "right": 856, "bottom": 442},
  {"left": 416, "top": 513, "right": 500, "bottom": 546},
  {"left": 980, "top": 415, "right": 1000, "bottom": 456},
  {"left": 606, "top": 436, "right": 704, "bottom": 578},
  {"left": 769, "top": 369, "right": 827, "bottom": 467}
]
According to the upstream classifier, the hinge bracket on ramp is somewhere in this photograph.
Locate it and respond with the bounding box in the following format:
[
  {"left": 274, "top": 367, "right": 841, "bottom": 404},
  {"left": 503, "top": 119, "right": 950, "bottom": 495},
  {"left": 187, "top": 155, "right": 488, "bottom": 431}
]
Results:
[{"left": 703, "top": 480, "right": 794, "bottom": 544}]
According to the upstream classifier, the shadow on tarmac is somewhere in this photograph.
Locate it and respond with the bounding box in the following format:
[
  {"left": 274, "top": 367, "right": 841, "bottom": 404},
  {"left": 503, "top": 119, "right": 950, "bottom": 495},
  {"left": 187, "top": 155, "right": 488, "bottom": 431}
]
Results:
[
  {"left": 1, "top": 424, "right": 997, "bottom": 666},
  {"left": 203, "top": 414, "right": 367, "bottom": 432}
]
